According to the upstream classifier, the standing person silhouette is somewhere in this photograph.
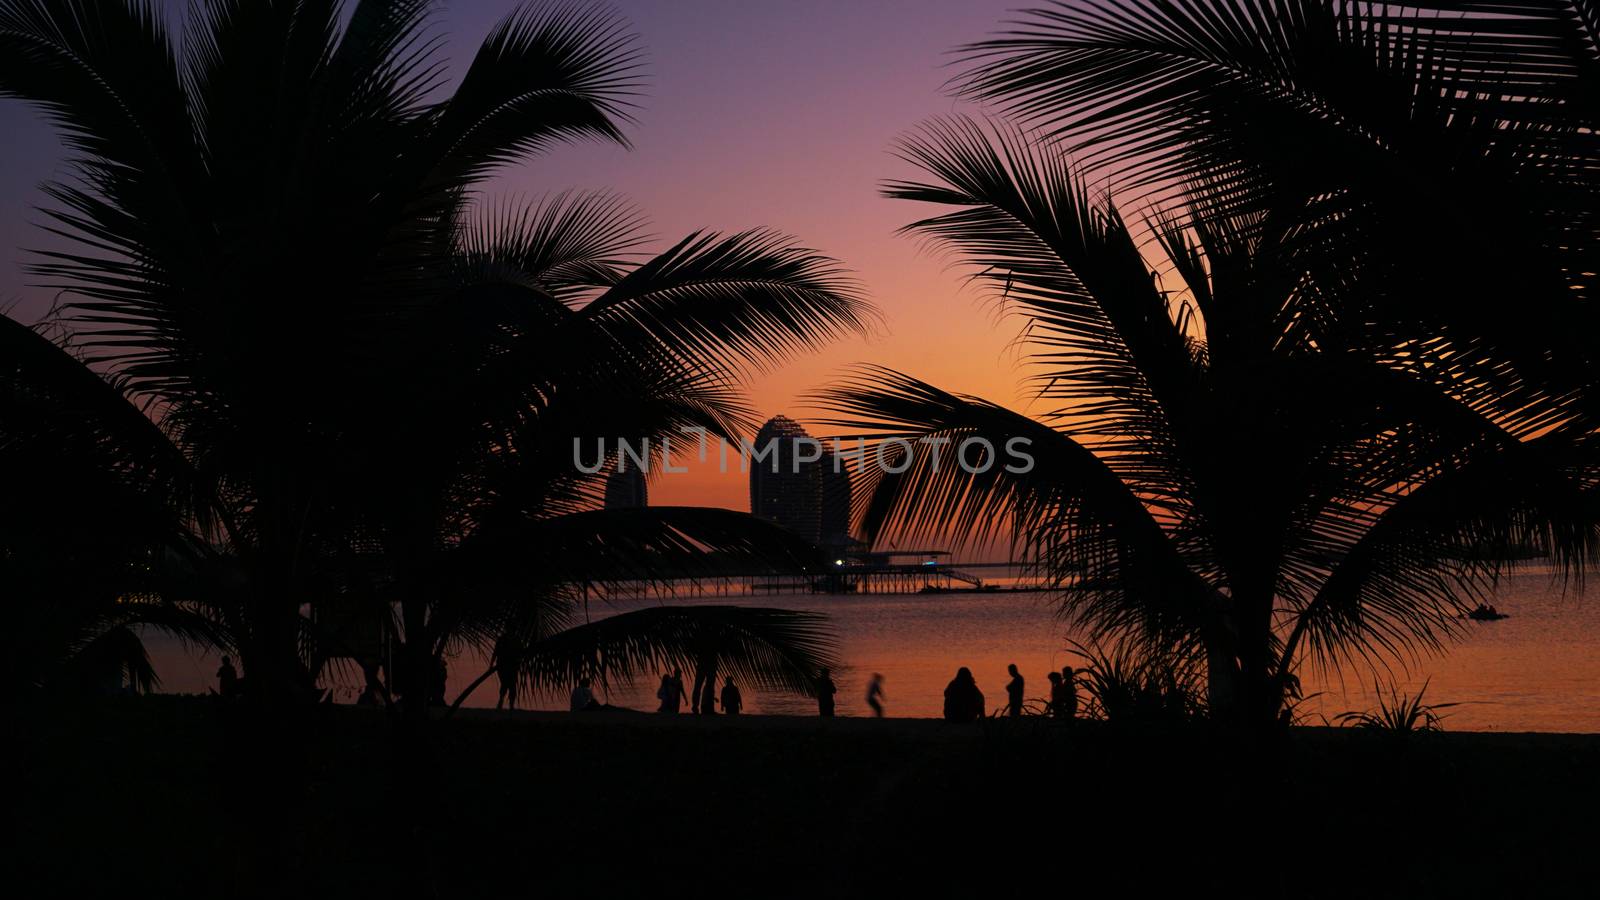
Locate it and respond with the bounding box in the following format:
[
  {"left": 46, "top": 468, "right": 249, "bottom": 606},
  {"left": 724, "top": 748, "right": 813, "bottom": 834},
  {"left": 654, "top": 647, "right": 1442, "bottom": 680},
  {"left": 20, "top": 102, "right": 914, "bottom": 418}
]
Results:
[
  {"left": 816, "top": 668, "right": 837, "bottom": 717},
  {"left": 721, "top": 677, "right": 743, "bottom": 716},
  {"left": 1006, "top": 663, "right": 1025, "bottom": 717},
  {"left": 699, "top": 677, "right": 717, "bottom": 715},
  {"left": 659, "top": 670, "right": 688, "bottom": 714},
  {"left": 1059, "top": 665, "right": 1078, "bottom": 722},
  {"left": 430, "top": 656, "right": 448, "bottom": 707},
  {"left": 865, "top": 673, "right": 886, "bottom": 718},
  {"left": 216, "top": 656, "right": 239, "bottom": 699}
]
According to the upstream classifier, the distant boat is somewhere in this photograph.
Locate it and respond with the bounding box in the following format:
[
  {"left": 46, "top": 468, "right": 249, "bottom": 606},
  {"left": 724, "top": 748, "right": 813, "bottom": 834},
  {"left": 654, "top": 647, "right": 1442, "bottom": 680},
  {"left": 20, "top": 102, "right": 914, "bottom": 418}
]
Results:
[{"left": 1467, "top": 604, "right": 1510, "bottom": 621}]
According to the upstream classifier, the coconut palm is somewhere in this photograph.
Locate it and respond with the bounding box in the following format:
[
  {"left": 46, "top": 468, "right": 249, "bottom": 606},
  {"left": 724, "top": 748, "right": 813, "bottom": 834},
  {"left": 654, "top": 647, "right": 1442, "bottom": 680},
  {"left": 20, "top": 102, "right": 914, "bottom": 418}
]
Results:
[
  {"left": 954, "top": 0, "right": 1600, "bottom": 421},
  {"left": 1, "top": 313, "right": 232, "bottom": 697},
  {"left": 820, "top": 119, "right": 1598, "bottom": 726},
  {"left": 333, "top": 191, "right": 863, "bottom": 712},
  {"left": 0, "top": 1, "right": 865, "bottom": 706}
]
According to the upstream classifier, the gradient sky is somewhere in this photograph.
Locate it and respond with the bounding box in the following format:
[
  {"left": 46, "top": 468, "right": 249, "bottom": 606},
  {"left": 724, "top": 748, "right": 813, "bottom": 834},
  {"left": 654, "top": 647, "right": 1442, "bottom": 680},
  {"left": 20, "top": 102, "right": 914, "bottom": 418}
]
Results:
[{"left": 0, "top": 0, "right": 1062, "bottom": 512}]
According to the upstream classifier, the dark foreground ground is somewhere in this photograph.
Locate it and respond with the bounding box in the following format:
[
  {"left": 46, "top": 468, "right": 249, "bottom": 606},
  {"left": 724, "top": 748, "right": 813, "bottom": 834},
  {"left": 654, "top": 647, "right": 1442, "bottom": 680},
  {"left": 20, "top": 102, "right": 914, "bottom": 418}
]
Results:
[{"left": 15, "top": 697, "right": 1600, "bottom": 899}]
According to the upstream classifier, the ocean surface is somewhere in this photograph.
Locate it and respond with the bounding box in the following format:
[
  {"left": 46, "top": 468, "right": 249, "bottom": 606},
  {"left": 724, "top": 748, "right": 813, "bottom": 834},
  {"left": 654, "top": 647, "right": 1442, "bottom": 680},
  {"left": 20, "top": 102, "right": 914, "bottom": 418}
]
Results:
[{"left": 144, "top": 562, "right": 1600, "bottom": 732}]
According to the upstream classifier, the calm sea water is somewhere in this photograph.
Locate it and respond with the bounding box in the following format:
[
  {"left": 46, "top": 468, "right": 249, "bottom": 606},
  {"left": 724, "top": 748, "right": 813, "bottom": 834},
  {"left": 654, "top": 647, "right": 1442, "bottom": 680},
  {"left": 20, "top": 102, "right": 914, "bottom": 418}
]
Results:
[{"left": 143, "top": 562, "right": 1600, "bottom": 732}]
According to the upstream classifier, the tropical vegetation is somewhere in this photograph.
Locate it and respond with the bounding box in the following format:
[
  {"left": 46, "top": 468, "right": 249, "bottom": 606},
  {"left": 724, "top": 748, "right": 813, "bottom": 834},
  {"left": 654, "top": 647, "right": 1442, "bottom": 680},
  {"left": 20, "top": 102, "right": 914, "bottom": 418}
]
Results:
[
  {"left": 824, "top": 1, "right": 1599, "bottom": 727},
  {"left": 0, "top": 0, "right": 868, "bottom": 710}
]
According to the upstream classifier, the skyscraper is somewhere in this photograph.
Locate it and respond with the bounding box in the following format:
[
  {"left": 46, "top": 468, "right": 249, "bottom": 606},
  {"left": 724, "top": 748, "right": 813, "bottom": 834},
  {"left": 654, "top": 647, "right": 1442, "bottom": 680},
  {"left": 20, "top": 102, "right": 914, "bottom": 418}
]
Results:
[
  {"left": 748, "top": 415, "right": 852, "bottom": 547},
  {"left": 604, "top": 466, "right": 647, "bottom": 509},
  {"left": 818, "top": 452, "right": 853, "bottom": 549},
  {"left": 749, "top": 415, "right": 819, "bottom": 541}
]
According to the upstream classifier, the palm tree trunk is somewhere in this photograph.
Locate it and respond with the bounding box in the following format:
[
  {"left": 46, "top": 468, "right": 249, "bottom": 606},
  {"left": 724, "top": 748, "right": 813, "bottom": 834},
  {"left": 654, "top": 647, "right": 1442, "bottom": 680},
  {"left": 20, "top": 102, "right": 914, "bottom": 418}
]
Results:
[
  {"left": 240, "top": 567, "right": 306, "bottom": 709},
  {"left": 1203, "top": 597, "right": 1282, "bottom": 729},
  {"left": 1235, "top": 590, "right": 1284, "bottom": 729},
  {"left": 693, "top": 658, "right": 719, "bottom": 715},
  {"left": 1205, "top": 641, "right": 1240, "bottom": 719}
]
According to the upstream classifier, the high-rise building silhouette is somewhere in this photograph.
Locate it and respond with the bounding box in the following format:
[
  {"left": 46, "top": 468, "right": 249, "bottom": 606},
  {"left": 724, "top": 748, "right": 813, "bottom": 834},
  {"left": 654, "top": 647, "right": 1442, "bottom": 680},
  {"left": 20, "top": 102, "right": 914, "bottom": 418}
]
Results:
[
  {"left": 749, "top": 415, "right": 853, "bottom": 547},
  {"left": 604, "top": 466, "right": 647, "bottom": 509},
  {"left": 818, "top": 453, "right": 853, "bottom": 548},
  {"left": 749, "top": 415, "right": 819, "bottom": 540}
]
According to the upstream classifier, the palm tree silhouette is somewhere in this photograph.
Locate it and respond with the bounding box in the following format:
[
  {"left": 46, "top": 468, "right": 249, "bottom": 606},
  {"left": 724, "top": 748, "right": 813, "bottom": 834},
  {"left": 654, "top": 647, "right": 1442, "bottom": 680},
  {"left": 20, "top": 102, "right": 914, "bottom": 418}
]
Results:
[
  {"left": 954, "top": 0, "right": 1599, "bottom": 417},
  {"left": 821, "top": 118, "right": 1596, "bottom": 726},
  {"left": 0, "top": 2, "right": 868, "bottom": 707}
]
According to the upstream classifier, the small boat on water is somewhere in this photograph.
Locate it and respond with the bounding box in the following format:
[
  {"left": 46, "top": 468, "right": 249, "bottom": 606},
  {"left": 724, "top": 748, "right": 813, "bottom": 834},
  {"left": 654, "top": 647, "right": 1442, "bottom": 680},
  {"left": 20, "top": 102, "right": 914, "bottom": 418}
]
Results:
[{"left": 1467, "top": 604, "right": 1510, "bottom": 621}]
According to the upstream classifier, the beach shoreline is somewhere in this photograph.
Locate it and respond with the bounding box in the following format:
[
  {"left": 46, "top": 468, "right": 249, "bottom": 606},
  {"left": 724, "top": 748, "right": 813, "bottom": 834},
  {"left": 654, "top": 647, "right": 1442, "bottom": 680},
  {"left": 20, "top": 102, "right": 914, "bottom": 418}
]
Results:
[{"left": 19, "top": 697, "right": 1600, "bottom": 898}]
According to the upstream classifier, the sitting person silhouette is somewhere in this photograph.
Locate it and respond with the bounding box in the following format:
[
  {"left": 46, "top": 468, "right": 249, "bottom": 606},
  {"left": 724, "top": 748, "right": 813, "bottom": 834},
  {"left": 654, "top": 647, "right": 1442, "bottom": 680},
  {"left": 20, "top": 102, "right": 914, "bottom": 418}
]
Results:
[
  {"left": 943, "top": 667, "right": 985, "bottom": 722},
  {"left": 569, "top": 677, "right": 600, "bottom": 712}
]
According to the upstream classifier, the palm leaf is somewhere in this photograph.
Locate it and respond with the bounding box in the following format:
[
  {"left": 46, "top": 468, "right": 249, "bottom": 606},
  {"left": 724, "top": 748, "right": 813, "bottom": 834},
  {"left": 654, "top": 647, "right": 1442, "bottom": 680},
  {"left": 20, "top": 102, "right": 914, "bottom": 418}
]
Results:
[
  {"left": 816, "top": 365, "right": 1215, "bottom": 645},
  {"left": 508, "top": 606, "right": 838, "bottom": 703},
  {"left": 580, "top": 229, "right": 874, "bottom": 375},
  {"left": 423, "top": 2, "right": 642, "bottom": 184}
]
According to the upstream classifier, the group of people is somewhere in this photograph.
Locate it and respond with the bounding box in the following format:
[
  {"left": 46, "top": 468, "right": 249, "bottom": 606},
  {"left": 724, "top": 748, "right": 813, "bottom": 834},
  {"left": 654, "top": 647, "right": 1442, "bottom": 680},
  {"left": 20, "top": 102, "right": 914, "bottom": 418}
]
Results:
[
  {"left": 552, "top": 663, "right": 1081, "bottom": 720},
  {"left": 217, "top": 655, "right": 1076, "bottom": 719},
  {"left": 215, "top": 656, "right": 1083, "bottom": 719},
  {"left": 943, "top": 663, "right": 1079, "bottom": 722},
  {"left": 653, "top": 666, "right": 842, "bottom": 717},
  {"left": 653, "top": 669, "right": 744, "bottom": 716}
]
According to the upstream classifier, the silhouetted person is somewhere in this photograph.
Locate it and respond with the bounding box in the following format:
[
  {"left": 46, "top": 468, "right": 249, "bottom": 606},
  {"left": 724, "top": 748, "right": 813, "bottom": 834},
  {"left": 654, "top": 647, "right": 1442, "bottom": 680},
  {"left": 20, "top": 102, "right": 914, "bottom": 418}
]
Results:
[
  {"left": 495, "top": 658, "right": 518, "bottom": 710},
  {"left": 1060, "top": 665, "right": 1078, "bottom": 715},
  {"left": 721, "top": 677, "right": 743, "bottom": 716},
  {"left": 816, "top": 668, "right": 837, "bottom": 717},
  {"left": 1049, "top": 669, "right": 1077, "bottom": 721},
  {"left": 430, "top": 656, "right": 448, "bottom": 707},
  {"left": 1006, "top": 663, "right": 1025, "bottom": 717},
  {"left": 216, "top": 656, "right": 239, "bottom": 699},
  {"left": 944, "top": 667, "right": 985, "bottom": 722},
  {"left": 700, "top": 678, "right": 717, "bottom": 715},
  {"left": 866, "top": 673, "right": 885, "bottom": 718},
  {"left": 570, "top": 677, "right": 599, "bottom": 712},
  {"left": 658, "top": 670, "right": 688, "bottom": 714}
]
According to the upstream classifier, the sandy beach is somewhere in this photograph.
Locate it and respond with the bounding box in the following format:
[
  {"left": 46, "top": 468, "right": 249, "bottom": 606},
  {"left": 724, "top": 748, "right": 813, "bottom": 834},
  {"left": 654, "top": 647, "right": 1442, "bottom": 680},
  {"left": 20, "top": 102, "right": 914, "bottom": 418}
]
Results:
[{"left": 19, "top": 697, "right": 1600, "bottom": 898}]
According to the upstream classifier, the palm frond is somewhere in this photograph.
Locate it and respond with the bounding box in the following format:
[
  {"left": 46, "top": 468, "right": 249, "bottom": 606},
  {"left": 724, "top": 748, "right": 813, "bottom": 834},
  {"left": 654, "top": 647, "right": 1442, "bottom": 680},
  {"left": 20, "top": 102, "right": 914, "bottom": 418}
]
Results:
[
  {"left": 955, "top": 1, "right": 1599, "bottom": 195},
  {"left": 580, "top": 229, "right": 873, "bottom": 375},
  {"left": 1287, "top": 430, "right": 1600, "bottom": 674},
  {"left": 508, "top": 606, "right": 838, "bottom": 703},
  {"left": 55, "top": 624, "right": 159, "bottom": 695},
  {"left": 459, "top": 506, "right": 828, "bottom": 592},
  {"left": 815, "top": 365, "right": 1215, "bottom": 645},
  {"left": 0, "top": 0, "right": 202, "bottom": 211},
  {"left": 423, "top": 2, "right": 642, "bottom": 184},
  {"left": 454, "top": 190, "right": 649, "bottom": 305},
  {"left": 0, "top": 313, "right": 217, "bottom": 538},
  {"left": 886, "top": 116, "right": 1197, "bottom": 433}
]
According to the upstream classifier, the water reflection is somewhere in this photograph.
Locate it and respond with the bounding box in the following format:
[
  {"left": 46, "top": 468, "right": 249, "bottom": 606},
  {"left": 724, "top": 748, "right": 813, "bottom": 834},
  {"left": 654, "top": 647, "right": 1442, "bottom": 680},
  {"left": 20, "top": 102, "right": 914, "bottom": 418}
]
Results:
[{"left": 142, "top": 563, "right": 1599, "bottom": 731}]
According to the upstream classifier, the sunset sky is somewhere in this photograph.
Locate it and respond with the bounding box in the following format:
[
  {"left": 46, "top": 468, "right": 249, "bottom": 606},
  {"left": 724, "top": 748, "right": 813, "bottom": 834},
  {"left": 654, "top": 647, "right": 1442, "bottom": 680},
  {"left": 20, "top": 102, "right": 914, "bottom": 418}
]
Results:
[{"left": 0, "top": 0, "right": 1067, "bottom": 511}]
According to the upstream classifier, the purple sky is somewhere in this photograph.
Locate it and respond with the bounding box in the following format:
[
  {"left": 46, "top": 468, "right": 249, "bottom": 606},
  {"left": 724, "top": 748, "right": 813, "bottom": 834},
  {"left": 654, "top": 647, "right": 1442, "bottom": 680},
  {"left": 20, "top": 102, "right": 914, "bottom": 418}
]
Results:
[{"left": 0, "top": 0, "right": 1057, "bottom": 510}]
